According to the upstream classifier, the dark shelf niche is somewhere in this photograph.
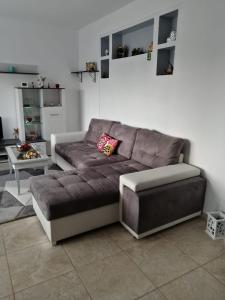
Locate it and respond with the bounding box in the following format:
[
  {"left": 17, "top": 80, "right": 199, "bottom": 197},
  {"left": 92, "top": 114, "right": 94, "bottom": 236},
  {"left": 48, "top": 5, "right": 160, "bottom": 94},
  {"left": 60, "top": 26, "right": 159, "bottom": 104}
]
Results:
[
  {"left": 157, "top": 46, "right": 175, "bottom": 76},
  {"left": 101, "top": 60, "right": 109, "bottom": 79},
  {"left": 101, "top": 36, "right": 109, "bottom": 57},
  {"left": 112, "top": 19, "right": 154, "bottom": 60},
  {"left": 158, "top": 10, "right": 178, "bottom": 45}
]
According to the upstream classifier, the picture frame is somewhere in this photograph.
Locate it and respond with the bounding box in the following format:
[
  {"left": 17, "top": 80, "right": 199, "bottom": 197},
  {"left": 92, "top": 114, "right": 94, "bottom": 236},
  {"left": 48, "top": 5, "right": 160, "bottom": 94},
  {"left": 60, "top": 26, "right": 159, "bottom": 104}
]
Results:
[
  {"left": 21, "top": 82, "right": 29, "bottom": 88},
  {"left": 86, "top": 62, "right": 97, "bottom": 72}
]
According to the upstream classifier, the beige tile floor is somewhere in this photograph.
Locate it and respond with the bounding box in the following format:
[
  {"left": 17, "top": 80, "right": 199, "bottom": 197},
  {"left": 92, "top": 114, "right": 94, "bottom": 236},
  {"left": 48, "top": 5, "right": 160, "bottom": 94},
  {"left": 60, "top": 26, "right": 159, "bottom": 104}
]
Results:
[{"left": 0, "top": 216, "right": 224, "bottom": 300}]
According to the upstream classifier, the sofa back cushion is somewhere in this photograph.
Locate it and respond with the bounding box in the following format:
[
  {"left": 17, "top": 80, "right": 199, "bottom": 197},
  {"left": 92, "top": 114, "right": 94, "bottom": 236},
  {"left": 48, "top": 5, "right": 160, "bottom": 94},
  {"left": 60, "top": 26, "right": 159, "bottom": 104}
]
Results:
[
  {"left": 132, "top": 129, "right": 184, "bottom": 168},
  {"left": 85, "top": 118, "right": 119, "bottom": 144},
  {"left": 110, "top": 123, "right": 137, "bottom": 159}
]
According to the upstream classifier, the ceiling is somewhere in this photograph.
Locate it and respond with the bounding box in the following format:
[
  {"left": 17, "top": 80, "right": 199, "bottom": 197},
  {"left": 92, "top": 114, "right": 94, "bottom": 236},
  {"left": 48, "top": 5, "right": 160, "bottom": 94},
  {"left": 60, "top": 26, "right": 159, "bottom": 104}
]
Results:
[{"left": 0, "top": 0, "right": 136, "bottom": 28}]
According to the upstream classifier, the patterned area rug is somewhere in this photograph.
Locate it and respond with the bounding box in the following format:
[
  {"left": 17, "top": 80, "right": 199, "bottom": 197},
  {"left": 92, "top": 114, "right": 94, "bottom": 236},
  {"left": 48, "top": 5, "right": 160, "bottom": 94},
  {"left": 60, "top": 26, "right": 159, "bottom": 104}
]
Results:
[{"left": 0, "top": 165, "right": 61, "bottom": 224}]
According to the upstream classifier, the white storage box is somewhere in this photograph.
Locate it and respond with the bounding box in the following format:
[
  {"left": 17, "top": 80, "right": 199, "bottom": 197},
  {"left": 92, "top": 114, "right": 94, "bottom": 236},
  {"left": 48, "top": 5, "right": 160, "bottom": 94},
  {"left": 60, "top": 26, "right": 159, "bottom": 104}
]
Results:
[{"left": 206, "top": 211, "right": 225, "bottom": 240}]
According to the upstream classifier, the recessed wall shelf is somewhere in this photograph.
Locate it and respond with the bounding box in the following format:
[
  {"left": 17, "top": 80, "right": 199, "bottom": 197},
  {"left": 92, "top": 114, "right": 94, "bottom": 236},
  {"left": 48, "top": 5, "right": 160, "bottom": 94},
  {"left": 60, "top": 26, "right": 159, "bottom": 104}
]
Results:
[
  {"left": 157, "top": 46, "right": 175, "bottom": 75},
  {"left": 157, "top": 9, "right": 178, "bottom": 76},
  {"left": 158, "top": 10, "right": 178, "bottom": 45},
  {"left": 112, "top": 19, "right": 154, "bottom": 60},
  {"left": 71, "top": 71, "right": 99, "bottom": 83},
  {"left": 101, "top": 59, "right": 109, "bottom": 79}
]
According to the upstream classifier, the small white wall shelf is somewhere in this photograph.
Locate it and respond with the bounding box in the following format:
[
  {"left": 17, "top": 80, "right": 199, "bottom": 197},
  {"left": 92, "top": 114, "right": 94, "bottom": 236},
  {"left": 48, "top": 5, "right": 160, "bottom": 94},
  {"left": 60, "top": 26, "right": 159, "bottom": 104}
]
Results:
[
  {"left": 71, "top": 71, "right": 99, "bottom": 83},
  {"left": 0, "top": 63, "right": 39, "bottom": 75}
]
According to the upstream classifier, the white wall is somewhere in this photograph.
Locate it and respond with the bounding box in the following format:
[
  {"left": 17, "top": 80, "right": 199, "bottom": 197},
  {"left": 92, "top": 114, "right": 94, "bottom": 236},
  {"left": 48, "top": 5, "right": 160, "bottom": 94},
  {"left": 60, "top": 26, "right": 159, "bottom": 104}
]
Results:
[
  {"left": 78, "top": 0, "right": 225, "bottom": 212},
  {"left": 0, "top": 17, "right": 80, "bottom": 138}
]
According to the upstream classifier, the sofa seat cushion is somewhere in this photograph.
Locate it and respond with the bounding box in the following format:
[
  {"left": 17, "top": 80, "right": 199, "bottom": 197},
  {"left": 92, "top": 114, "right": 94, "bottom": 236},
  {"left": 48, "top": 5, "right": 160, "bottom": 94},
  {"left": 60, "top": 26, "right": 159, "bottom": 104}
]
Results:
[
  {"left": 132, "top": 129, "right": 184, "bottom": 168},
  {"left": 109, "top": 123, "right": 137, "bottom": 159},
  {"left": 85, "top": 118, "right": 120, "bottom": 144},
  {"left": 30, "top": 170, "right": 119, "bottom": 221},
  {"left": 30, "top": 160, "right": 149, "bottom": 221},
  {"left": 55, "top": 141, "right": 127, "bottom": 169}
]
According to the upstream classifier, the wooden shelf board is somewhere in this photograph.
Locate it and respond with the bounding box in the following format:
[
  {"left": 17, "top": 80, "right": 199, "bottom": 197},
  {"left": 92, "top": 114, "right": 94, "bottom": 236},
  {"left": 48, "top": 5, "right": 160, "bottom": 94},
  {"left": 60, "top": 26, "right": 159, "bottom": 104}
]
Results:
[
  {"left": 16, "top": 87, "right": 65, "bottom": 89},
  {"left": 0, "top": 71, "right": 39, "bottom": 75},
  {"left": 71, "top": 70, "right": 99, "bottom": 74}
]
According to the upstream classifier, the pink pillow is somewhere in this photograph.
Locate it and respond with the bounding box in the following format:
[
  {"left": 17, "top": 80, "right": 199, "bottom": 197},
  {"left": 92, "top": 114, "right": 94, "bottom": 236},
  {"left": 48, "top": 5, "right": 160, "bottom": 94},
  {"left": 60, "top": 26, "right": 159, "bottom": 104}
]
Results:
[
  {"left": 103, "top": 138, "right": 119, "bottom": 156},
  {"left": 97, "top": 133, "right": 111, "bottom": 152}
]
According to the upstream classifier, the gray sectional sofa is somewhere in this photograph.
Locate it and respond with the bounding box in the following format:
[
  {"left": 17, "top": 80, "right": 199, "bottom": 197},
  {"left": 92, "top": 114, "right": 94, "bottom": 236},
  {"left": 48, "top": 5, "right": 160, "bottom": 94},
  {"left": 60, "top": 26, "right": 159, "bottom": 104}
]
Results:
[{"left": 31, "top": 118, "right": 206, "bottom": 244}]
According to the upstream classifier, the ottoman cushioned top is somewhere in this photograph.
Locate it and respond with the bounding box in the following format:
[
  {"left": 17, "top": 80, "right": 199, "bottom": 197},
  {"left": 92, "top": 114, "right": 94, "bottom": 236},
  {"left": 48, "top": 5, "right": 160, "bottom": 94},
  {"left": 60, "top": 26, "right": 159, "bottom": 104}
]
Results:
[{"left": 30, "top": 160, "right": 148, "bottom": 221}]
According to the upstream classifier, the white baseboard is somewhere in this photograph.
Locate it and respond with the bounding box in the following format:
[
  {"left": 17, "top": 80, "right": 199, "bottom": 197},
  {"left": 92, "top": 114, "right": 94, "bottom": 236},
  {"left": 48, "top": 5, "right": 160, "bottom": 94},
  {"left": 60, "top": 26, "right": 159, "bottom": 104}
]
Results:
[{"left": 121, "top": 211, "right": 202, "bottom": 239}]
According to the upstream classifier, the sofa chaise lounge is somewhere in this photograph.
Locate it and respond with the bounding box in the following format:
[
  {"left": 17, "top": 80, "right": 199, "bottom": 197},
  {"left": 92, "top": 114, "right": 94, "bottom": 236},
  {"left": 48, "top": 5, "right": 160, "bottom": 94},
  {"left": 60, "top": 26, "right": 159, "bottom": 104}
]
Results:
[{"left": 31, "top": 119, "right": 206, "bottom": 244}]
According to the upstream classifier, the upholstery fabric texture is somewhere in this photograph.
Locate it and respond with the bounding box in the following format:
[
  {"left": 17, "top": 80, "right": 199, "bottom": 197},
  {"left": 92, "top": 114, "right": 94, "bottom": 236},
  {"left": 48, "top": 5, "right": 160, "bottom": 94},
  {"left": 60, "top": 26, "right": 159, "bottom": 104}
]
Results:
[
  {"left": 110, "top": 123, "right": 137, "bottom": 159},
  {"left": 122, "top": 176, "right": 206, "bottom": 234},
  {"left": 55, "top": 141, "right": 127, "bottom": 169},
  {"left": 30, "top": 160, "right": 148, "bottom": 220},
  {"left": 85, "top": 118, "right": 119, "bottom": 144},
  {"left": 132, "top": 129, "right": 184, "bottom": 168}
]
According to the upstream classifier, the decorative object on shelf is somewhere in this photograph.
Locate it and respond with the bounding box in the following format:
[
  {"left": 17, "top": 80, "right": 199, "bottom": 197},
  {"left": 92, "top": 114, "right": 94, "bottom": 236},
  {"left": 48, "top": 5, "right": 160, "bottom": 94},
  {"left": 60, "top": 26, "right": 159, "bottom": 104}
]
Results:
[
  {"left": 206, "top": 211, "right": 225, "bottom": 240},
  {"left": 8, "top": 65, "right": 16, "bottom": 73},
  {"left": 21, "top": 82, "right": 29, "bottom": 88},
  {"left": 105, "top": 49, "right": 109, "bottom": 56},
  {"left": 167, "top": 30, "right": 176, "bottom": 43},
  {"left": 26, "top": 116, "right": 32, "bottom": 123},
  {"left": 27, "top": 130, "right": 38, "bottom": 141},
  {"left": 117, "top": 46, "right": 124, "bottom": 58},
  {"left": 170, "top": 30, "right": 176, "bottom": 41},
  {"left": 147, "top": 42, "right": 153, "bottom": 61},
  {"left": 86, "top": 62, "right": 97, "bottom": 72},
  {"left": 116, "top": 45, "right": 129, "bottom": 58},
  {"left": 165, "top": 62, "right": 173, "bottom": 75},
  {"left": 31, "top": 82, "right": 35, "bottom": 88},
  {"left": 132, "top": 48, "right": 137, "bottom": 56},
  {"left": 55, "top": 83, "right": 60, "bottom": 88},
  {"left": 13, "top": 128, "right": 19, "bottom": 140},
  {"left": 37, "top": 75, "right": 47, "bottom": 88}
]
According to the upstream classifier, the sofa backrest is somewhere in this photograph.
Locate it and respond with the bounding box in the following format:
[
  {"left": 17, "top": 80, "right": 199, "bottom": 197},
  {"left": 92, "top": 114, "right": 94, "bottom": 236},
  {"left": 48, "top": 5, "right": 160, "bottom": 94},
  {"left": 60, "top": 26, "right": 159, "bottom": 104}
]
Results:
[
  {"left": 132, "top": 129, "right": 184, "bottom": 168},
  {"left": 85, "top": 118, "right": 120, "bottom": 144},
  {"left": 110, "top": 123, "right": 137, "bottom": 159}
]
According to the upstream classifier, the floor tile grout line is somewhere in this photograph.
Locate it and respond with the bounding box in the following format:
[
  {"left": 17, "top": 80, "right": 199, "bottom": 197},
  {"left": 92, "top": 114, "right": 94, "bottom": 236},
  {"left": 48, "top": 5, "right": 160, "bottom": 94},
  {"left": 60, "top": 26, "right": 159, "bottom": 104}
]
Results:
[
  {"left": 161, "top": 230, "right": 224, "bottom": 267},
  {"left": 12, "top": 270, "right": 74, "bottom": 296},
  {"left": 62, "top": 244, "right": 94, "bottom": 300},
  {"left": 1, "top": 232, "right": 15, "bottom": 300},
  {"left": 2, "top": 239, "right": 49, "bottom": 256},
  {"left": 202, "top": 262, "right": 225, "bottom": 287},
  {"left": 126, "top": 243, "right": 202, "bottom": 292},
  {"left": 156, "top": 265, "right": 208, "bottom": 292},
  {"left": 122, "top": 251, "right": 157, "bottom": 293}
]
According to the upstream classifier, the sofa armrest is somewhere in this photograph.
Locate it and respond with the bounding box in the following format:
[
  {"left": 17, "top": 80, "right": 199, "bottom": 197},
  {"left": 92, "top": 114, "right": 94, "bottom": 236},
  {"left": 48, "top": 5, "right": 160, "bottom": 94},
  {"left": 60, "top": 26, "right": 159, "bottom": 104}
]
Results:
[
  {"left": 120, "top": 163, "right": 201, "bottom": 193},
  {"left": 51, "top": 131, "right": 87, "bottom": 163}
]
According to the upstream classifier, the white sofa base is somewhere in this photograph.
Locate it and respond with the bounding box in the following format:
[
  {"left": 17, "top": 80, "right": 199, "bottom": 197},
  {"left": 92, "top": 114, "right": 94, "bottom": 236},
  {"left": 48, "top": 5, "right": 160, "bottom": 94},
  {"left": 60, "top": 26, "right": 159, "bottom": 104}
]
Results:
[
  {"left": 121, "top": 211, "right": 201, "bottom": 239},
  {"left": 32, "top": 196, "right": 119, "bottom": 245}
]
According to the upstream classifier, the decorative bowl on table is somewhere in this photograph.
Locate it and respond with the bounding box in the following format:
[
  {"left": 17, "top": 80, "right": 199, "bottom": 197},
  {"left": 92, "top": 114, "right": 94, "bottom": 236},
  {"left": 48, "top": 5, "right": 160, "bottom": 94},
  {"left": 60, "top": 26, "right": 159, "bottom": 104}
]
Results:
[
  {"left": 16, "top": 143, "right": 40, "bottom": 160},
  {"left": 17, "top": 143, "right": 31, "bottom": 152}
]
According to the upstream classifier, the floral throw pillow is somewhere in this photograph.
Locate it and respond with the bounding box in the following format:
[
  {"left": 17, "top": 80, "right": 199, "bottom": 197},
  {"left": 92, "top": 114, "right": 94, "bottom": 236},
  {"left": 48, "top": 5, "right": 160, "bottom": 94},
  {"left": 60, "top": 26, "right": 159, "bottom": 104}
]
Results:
[
  {"left": 103, "top": 138, "right": 119, "bottom": 156},
  {"left": 97, "top": 133, "right": 111, "bottom": 152}
]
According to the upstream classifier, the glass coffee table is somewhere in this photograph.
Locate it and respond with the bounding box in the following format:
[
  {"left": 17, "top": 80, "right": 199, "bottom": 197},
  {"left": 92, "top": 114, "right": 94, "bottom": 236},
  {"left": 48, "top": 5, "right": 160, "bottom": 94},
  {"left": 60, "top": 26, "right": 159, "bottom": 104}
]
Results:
[{"left": 6, "top": 146, "right": 49, "bottom": 195}]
